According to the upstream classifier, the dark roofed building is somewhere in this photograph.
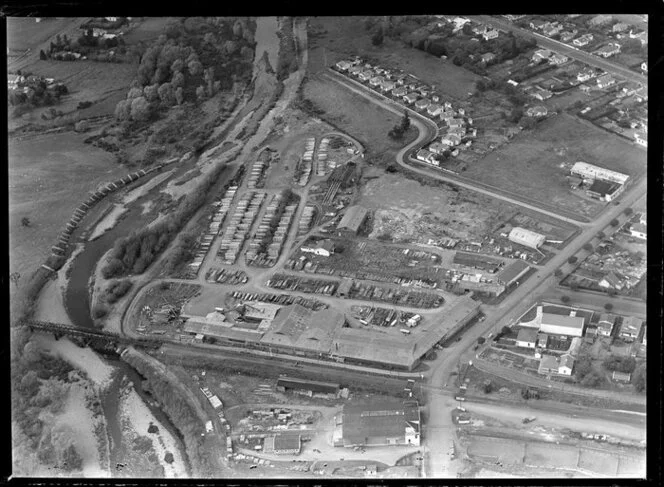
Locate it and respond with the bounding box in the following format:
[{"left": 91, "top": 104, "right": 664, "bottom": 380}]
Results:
[
  {"left": 341, "top": 401, "right": 421, "bottom": 448},
  {"left": 496, "top": 259, "right": 530, "bottom": 286},
  {"left": 276, "top": 376, "right": 339, "bottom": 397},
  {"left": 337, "top": 205, "right": 369, "bottom": 235},
  {"left": 265, "top": 434, "right": 302, "bottom": 454},
  {"left": 453, "top": 251, "right": 502, "bottom": 272},
  {"left": 587, "top": 179, "right": 620, "bottom": 200}
]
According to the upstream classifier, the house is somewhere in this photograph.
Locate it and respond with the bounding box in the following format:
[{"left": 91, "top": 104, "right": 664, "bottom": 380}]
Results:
[
  {"left": 349, "top": 65, "right": 363, "bottom": 76},
  {"left": 612, "top": 22, "right": 629, "bottom": 33},
  {"left": 529, "top": 19, "right": 547, "bottom": 30},
  {"left": 381, "top": 80, "right": 396, "bottom": 92},
  {"left": 7, "top": 74, "right": 24, "bottom": 89},
  {"left": 392, "top": 86, "right": 408, "bottom": 97},
  {"left": 415, "top": 98, "right": 431, "bottom": 111},
  {"left": 612, "top": 371, "right": 631, "bottom": 383},
  {"left": 596, "top": 74, "right": 616, "bottom": 89},
  {"left": 403, "top": 93, "right": 419, "bottom": 104},
  {"left": 598, "top": 271, "right": 623, "bottom": 290},
  {"left": 300, "top": 239, "right": 335, "bottom": 257},
  {"left": 641, "top": 62, "right": 647, "bottom": 73},
  {"left": 369, "top": 76, "right": 385, "bottom": 87},
  {"left": 586, "top": 179, "right": 622, "bottom": 201},
  {"left": 549, "top": 53, "right": 568, "bottom": 65},
  {"left": 526, "top": 105, "right": 548, "bottom": 117},
  {"left": 431, "top": 94, "right": 440, "bottom": 103},
  {"left": 358, "top": 70, "right": 373, "bottom": 81},
  {"left": 634, "top": 132, "right": 647, "bottom": 148},
  {"left": 628, "top": 29, "right": 647, "bottom": 45},
  {"left": 337, "top": 206, "right": 368, "bottom": 236},
  {"left": 532, "top": 48, "right": 552, "bottom": 62},
  {"left": 441, "top": 133, "right": 462, "bottom": 147},
  {"left": 542, "top": 23, "right": 562, "bottom": 37},
  {"left": 573, "top": 34, "right": 594, "bottom": 46},
  {"left": 480, "top": 52, "right": 496, "bottom": 64},
  {"left": 447, "top": 118, "right": 464, "bottom": 129},
  {"left": 597, "top": 313, "right": 616, "bottom": 337},
  {"left": 538, "top": 355, "right": 562, "bottom": 375},
  {"left": 531, "top": 88, "right": 553, "bottom": 101},
  {"left": 588, "top": 14, "right": 613, "bottom": 26},
  {"left": 560, "top": 30, "right": 577, "bottom": 42},
  {"left": 516, "top": 328, "right": 538, "bottom": 348},
  {"left": 539, "top": 313, "right": 584, "bottom": 337},
  {"left": 559, "top": 354, "right": 574, "bottom": 375},
  {"left": 340, "top": 401, "right": 421, "bottom": 448},
  {"left": 634, "top": 87, "right": 647, "bottom": 102},
  {"left": 427, "top": 104, "right": 442, "bottom": 116},
  {"left": 619, "top": 317, "right": 643, "bottom": 342},
  {"left": 595, "top": 43, "right": 620, "bottom": 58},
  {"left": 451, "top": 17, "right": 470, "bottom": 31},
  {"left": 482, "top": 29, "right": 499, "bottom": 41},
  {"left": 428, "top": 142, "right": 446, "bottom": 154},
  {"left": 416, "top": 149, "right": 438, "bottom": 165},
  {"left": 577, "top": 68, "right": 595, "bottom": 82},
  {"left": 630, "top": 221, "right": 647, "bottom": 239},
  {"left": 336, "top": 60, "right": 351, "bottom": 71},
  {"left": 439, "top": 110, "right": 455, "bottom": 121},
  {"left": 447, "top": 126, "right": 466, "bottom": 137}
]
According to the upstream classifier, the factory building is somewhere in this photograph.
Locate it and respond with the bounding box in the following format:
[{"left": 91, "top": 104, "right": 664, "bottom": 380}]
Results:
[
  {"left": 337, "top": 205, "right": 369, "bottom": 236},
  {"left": 338, "top": 401, "right": 421, "bottom": 448},
  {"left": 539, "top": 313, "right": 584, "bottom": 337},
  {"left": 508, "top": 227, "right": 546, "bottom": 249},
  {"left": 570, "top": 162, "right": 629, "bottom": 185}
]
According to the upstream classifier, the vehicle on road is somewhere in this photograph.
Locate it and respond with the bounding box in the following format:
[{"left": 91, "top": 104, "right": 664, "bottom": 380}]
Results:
[
  {"left": 455, "top": 396, "right": 466, "bottom": 401},
  {"left": 249, "top": 465, "right": 257, "bottom": 469},
  {"left": 522, "top": 416, "right": 537, "bottom": 424}
]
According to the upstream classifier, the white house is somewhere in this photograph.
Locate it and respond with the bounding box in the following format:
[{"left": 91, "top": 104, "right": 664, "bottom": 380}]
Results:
[
  {"left": 549, "top": 53, "right": 568, "bottom": 65},
  {"left": 301, "top": 239, "right": 335, "bottom": 257},
  {"left": 634, "top": 132, "right": 647, "bottom": 148},
  {"left": 630, "top": 222, "right": 647, "bottom": 239},
  {"left": 441, "top": 133, "right": 462, "bottom": 147},
  {"left": 416, "top": 149, "right": 438, "bottom": 165},
  {"left": 595, "top": 43, "right": 620, "bottom": 58},
  {"left": 482, "top": 29, "right": 499, "bottom": 41},
  {"left": 558, "top": 354, "right": 574, "bottom": 375},
  {"left": 641, "top": 62, "right": 647, "bottom": 73},
  {"left": 573, "top": 34, "right": 593, "bottom": 46},
  {"left": 336, "top": 60, "right": 351, "bottom": 71},
  {"left": 539, "top": 313, "right": 584, "bottom": 337},
  {"left": 427, "top": 104, "right": 442, "bottom": 116}
]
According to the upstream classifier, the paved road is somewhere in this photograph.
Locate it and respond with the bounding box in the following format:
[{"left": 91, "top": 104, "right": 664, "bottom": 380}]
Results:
[
  {"left": 540, "top": 286, "right": 645, "bottom": 318},
  {"left": 324, "top": 71, "right": 590, "bottom": 226},
  {"left": 476, "top": 16, "right": 648, "bottom": 84}
]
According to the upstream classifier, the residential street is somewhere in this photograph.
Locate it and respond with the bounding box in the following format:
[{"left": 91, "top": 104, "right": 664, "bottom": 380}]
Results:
[{"left": 475, "top": 16, "right": 648, "bottom": 84}]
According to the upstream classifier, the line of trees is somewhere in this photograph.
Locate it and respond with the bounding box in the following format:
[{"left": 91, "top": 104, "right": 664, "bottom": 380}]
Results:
[{"left": 102, "top": 162, "right": 230, "bottom": 278}]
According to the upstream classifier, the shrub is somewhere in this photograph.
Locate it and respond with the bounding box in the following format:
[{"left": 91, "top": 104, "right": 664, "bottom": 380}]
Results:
[
  {"left": 623, "top": 207, "right": 633, "bottom": 216},
  {"left": 603, "top": 355, "right": 636, "bottom": 374},
  {"left": 632, "top": 365, "right": 646, "bottom": 393},
  {"left": 567, "top": 256, "right": 578, "bottom": 264},
  {"left": 554, "top": 269, "right": 563, "bottom": 277},
  {"left": 604, "top": 303, "right": 613, "bottom": 311},
  {"left": 610, "top": 219, "right": 619, "bottom": 227},
  {"left": 580, "top": 370, "right": 604, "bottom": 388},
  {"left": 92, "top": 305, "right": 108, "bottom": 319},
  {"left": 582, "top": 243, "right": 593, "bottom": 252},
  {"left": 596, "top": 231, "right": 605, "bottom": 239},
  {"left": 561, "top": 295, "right": 570, "bottom": 304}
]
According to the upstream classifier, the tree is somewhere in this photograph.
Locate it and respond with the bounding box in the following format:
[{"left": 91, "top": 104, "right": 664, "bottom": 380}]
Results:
[
  {"left": 164, "top": 452, "right": 175, "bottom": 464},
  {"left": 371, "top": 27, "right": 384, "bottom": 46},
  {"left": 127, "top": 86, "right": 143, "bottom": 99},
  {"left": 604, "top": 302, "right": 613, "bottom": 311},
  {"left": 400, "top": 111, "right": 410, "bottom": 131},
  {"left": 596, "top": 231, "right": 606, "bottom": 239},
  {"left": 561, "top": 295, "right": 570, "bottom": 304},
  {"left": 171, "top": 58, "right": 184, "bottom": 74},
  {"left": 130, "top": 96, "right": 151, "bottom": 121},
  {"left": 580, "top": 370, "right": 604, "bottom": 388},
  {"left": 501, "top": 325, "right": 511, "bottom": 336},
  {"left": 610, "top": 219, "right": 619, "bottom": 227},
  {"left": 114, "top": 99, "right": 132, "bottom": 121},
  {"left": 632, "top": 365, "right": 646, "bottom": 393},
  {"left": 21, "top": 217, "right": 31, "bottom": 227},
  {"left": 157, "top": 82, "right": 175, "bottom": 106},
  {"left": 188, "top": 59, "right": 203, "bottom": 76},
  {"left": 171, "top": 71, "right": 185, "bottom": 89},
  {"left": 567, "top": 256, "right": 578, "bottom": 264},
  {"left": 623, "top": 207, "right": 633, "bottom": 216},
  {"left": 520, "top": 116, "right": 536, "bottom": 130},
  {"left": 39, "top": 49, "right": 47, "bottom": 60},
  {"left": 569, "top": 281, "right": 580, "bottom": 291},
  {"left": 477, "top": 336, "right": 486, "bottom": 345},
  {"left": 607, "top": 288, "right": 617, "bottom": 297},
  {"left": 508, "top": 106, "right": 523, "bottom": 123},
  {"left": 196, "top": 85, "right": 206, "bottom": 100},
  {"left": 554, "top": 269, "right": 563, "bottom": 277},
  {"left": 175, "top": 86, "right": 184, "bottom": 105},
  {"left": 582, "top": 243, "right": 593, "bottom": 252}
]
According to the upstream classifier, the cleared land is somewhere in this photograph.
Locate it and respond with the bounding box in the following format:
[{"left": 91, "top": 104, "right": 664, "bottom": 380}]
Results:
[
  {"left": 463, "top": 113, "right": 646, "bottom": 220},
  {"left": 9, "top": 133, "right": 128, "bottom": 280},
  {"left": 307, "top": 17, "right": 481, "bottom": 100},
  {"left": 303, "top": 76, "right": 416, "bottom": 164}
]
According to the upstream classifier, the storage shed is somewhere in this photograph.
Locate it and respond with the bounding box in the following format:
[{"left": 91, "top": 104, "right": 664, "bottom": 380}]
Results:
[{"left": 508, "top": 227, "right": 546, "bottom": 249}]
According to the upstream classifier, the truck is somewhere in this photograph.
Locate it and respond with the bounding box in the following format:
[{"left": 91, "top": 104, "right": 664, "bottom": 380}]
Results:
[{"left": 522, "top": 417, "right": 537, "bottom": 424}]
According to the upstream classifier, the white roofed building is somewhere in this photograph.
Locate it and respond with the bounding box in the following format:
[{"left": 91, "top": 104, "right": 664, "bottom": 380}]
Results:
[
  {"left": 570, "top": 162, "right": 629, "bottom": 185},
  {"left": 539, "top": 313, "right": 584, "bottom": 337},
  {"left": 508, "top": 227, "right": 546, "bottom": 249}
]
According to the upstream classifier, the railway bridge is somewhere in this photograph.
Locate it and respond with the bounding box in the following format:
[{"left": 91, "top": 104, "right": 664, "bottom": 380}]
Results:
[{"left": 20, "top": 320, "right": 161, "bottom": 350}]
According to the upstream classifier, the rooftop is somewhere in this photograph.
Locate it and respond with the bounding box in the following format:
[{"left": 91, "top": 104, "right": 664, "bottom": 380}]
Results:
[
  {"left": 273, "top": 434, "right": 301, "bottom": 452},
  {"left": 541, "top": 313, "right": 585, "bottom": 331},
  {"left": 342, "top": 401, "right": 420, "bottom": 446},
  {"left": 337, "top": 205, "right": 369, "bottom": 233},
  {"left": 496, "top": 259, "right": 530, "bottom": 284},
  {"left": 517, "top": 327, "right": 539, "bottom": 343}
]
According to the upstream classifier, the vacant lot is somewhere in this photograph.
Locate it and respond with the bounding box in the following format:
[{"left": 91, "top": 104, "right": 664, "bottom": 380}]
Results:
[
  {"left": 464, "top": 113, "right": 646, "bottom": 219},
  {"left": 524, "top": 442, "right": 579, "bottom": 469},
  {"left": 578, "top": 448, "right": 619, "bottom": 476},
  {"left": 307, "top": 17, "right": 481, "bottom": 101},
  {"left": 466, "top": 436, "right": 526, "bottom": 464},
  {"left": 303, "top": 76, "right": 415, "bottom": 163},
  {"left": 9, "top": 133, "right": 128, "bottom": 280}
]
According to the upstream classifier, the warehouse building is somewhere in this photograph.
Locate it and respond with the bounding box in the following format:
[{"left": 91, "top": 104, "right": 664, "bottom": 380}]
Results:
[
  {"left": 337, "top": 205, "right": 369, "bottom": 236},
  {"left": 570, "top": 162, "right": 629, "bottom": 185},
  {"left": 586, "top": 179, "right": 624, "bottom": 202},
  {"left": 276, "top": 376, "right": 340, "bottom": 398},
  {"left": 496, "top": 259, "right": 531, "bottom": 286},
  {"left": 340, "top": 401, "right": 421, "bottom": 448},
  {"left": 264, "top": 434, "right": 302, "bottom": 455},
  {"left": 539, "top": 313, "right": 584, "bottom": 337},
  {"left": 508, "top": 227, "right": 546, "bottom": 249}
]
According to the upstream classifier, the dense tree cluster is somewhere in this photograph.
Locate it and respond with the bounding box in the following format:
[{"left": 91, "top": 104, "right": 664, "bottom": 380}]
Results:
[
  {"left": 388, "top": 111, "right": 411, "bottom": 139},
  {"left": 103, "top": 161, "right": 230, "bottom": 278},
  {"left": 602, "top": 355, "right": 637, "bottom": 374},
  {"left": 104, "top": 279, "right": 133, "bottom": 304},
  {"left": 8, "top": 78, "right": 68, "bottom": 111}
]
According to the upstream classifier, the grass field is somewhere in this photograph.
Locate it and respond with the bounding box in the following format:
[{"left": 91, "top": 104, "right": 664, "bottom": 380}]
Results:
[
  {"left": 524, "top": 442, "right": 579, "bottom": 469},
  {"left": 9, "top": 133, "right": 129, "bottom": 281},
  {"left": 7, "top": 17, "right": 80, "bottom": 52},
  {"left": 464, "top": 113, "right": 646, "bottom": 219},
  {"left": 303, "top": 76, "right": 415, "bottom": 163},
  {"left": 307, "top": 17, "right": 481, "bottom": 101}
]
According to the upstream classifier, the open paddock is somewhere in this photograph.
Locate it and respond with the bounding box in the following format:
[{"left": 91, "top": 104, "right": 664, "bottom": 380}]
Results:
[
  {"left": 463, "top": 113, "right": 646, "bottom": 220},
  {"left": 524, "top": 441, "right": 579, "bottom": 469}
]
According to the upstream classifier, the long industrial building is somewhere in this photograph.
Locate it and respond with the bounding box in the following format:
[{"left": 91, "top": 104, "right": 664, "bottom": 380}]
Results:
[
  {"left": 508, "top": 227, "right": 546, "bottom": 249},
  {"left": 180, "top": 296, "right": 481, "bottom": 371},
  {"left": 570, "top": 162, "right": 629, "bottom": 185},
  {"left": 336, "top": 401, "right": 421, "bottom": 448}
]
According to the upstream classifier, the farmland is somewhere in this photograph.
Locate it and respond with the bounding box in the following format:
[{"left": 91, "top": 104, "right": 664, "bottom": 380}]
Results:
[
  {"left": 307, "top": 17, "right": 481, "bottom": 100},
  {"left": 462, "top": 113, "right": 646, "bottom": 219},
  {"left": 9, "top": 132, "right": 129, "bottom": 281}
]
